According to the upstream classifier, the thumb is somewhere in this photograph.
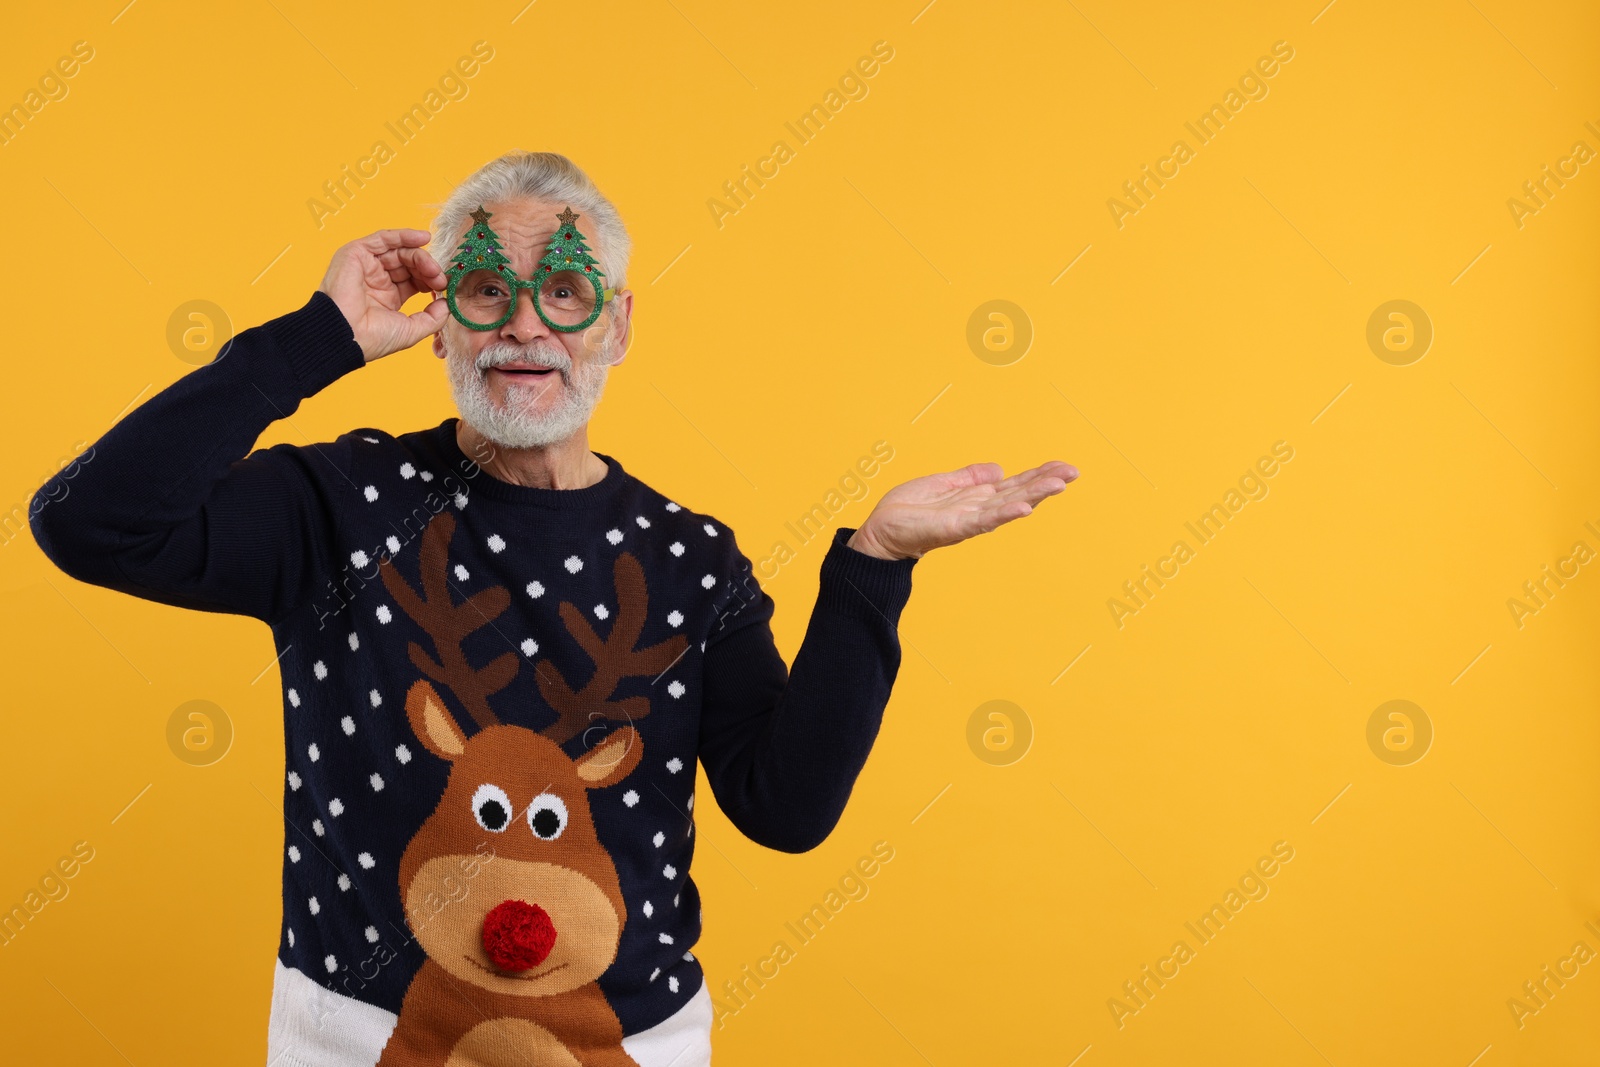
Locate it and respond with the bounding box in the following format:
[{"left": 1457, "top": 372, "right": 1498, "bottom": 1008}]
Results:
[{"left": 400, "top": 297, "right": 449, "bottom": 349}]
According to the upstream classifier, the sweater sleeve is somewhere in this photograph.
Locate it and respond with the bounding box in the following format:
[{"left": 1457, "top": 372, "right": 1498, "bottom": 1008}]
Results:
[
  {"left": 29, "top": 290, "right": 367, "bottom": 625},
  {"left": 696, "top": 525, "right": 917, "bottom": 853}
]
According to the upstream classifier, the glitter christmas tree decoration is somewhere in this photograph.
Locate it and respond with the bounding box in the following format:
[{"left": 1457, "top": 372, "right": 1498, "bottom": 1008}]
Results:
[{"left": 444, "top": 205, "right": 615, "bottom": 333}]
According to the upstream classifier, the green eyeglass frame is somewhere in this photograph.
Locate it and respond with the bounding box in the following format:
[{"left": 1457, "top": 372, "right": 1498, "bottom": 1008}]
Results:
[
  {"left": 444, "top": 205, "right": 618, "bottom": 333},
  {"left": 447, "top": 272, "right": 618, "bottom": 333}
]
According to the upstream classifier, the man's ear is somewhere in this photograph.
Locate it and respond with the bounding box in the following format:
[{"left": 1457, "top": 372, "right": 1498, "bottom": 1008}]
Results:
[
  {"left": 582, "top": 292, "right": 632, "bottom": 366},
  {"left": 432, "top": 331, "right": 447, "bottom": 360},
  {"left": 612, "top": 289, "right": 633, "bottom": 366}
]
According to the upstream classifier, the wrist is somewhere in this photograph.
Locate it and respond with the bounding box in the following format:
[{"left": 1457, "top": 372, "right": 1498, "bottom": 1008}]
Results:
[
  {"left": 846, "top": 525, "right": 904, "bottom": 561},
  {"left": 265, "top": 291, "right": 368, "bottom": 393}
]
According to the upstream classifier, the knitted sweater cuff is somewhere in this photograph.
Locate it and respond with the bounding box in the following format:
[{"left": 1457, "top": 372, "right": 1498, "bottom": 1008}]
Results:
[
  {"left": 258, "top": 290, "right": 367, "bottom": 397},
  {"left": 816, "top": 526, "right": 917, "bottom": 628}
]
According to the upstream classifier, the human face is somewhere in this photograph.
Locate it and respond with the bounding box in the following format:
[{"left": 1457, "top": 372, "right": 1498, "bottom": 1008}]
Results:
[
  {"left": 432, "top": 198, "right": 632, "bottom": 448},
  {"left": 447, "top": 207, "right": 618, "bottom": 333}
]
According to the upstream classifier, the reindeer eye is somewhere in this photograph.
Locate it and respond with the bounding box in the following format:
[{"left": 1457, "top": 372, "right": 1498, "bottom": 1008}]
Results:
[
  {"left": 527, "top": 793, "right": 569, "bottom": 841},
  {"left": 471, "top": 784, "right": 513, "bottom": 832}
]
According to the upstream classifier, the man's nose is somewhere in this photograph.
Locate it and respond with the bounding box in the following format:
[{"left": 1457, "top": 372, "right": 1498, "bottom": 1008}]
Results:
[{"left": 500, "top": 287, "right": 552, "bottom": 344}]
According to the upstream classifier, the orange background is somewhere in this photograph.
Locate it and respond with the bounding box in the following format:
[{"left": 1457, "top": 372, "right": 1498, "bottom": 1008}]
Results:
[{"left": 1, "top": 1, "right": 1597, "bottom": 1063}]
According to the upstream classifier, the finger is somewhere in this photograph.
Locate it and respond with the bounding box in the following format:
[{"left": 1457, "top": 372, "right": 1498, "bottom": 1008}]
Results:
[
  {"left": 989, "top": 464, "right": 1042, "bottom": 491},
  {"left": 925, "top": 461, "right": 1006, "bottom": 492},
  {"left": 937, "top": 470, "right": 1061, "bottom": 509},
  {"left": 946, "top": 499, "right": 1032, "bottom": 541},
  {"left": 398, "top": 246, "right": 449, "bottom": 287},
  {"left": 1008, "top": 461, "right": 1077, "bottom": 489},
  {"left": 393, "top": 277, "right": 421, "bottom": 304},
  {"left": 373, "top": 245, "right": 421, "bottom": 280},
  {"left": 378, "top": 249, "right": 449, "bottom": 304},
  {"left": 993, "top": 460, "right": 1079, "bottom": 493},
  {"left": 977, "top": 483, "right": 1065, "bottom": 516},
  {"left": 995, "top": 468, "right": 1079, "bottom": 504},
  {"left": 357, "top": 228, "right": 432, "bottom": 256},
  {"left": 980, "top": 498, "right": 1038, "bottom": 531},
  {"left": 397, "top": 297, "right": 449, "bottom": 349},
  {"left": 982, "top": 462, "right": 1079, "bottom": 501},
  {"left": 934, "top": 460, "right": 1075, "bottom": 498}
]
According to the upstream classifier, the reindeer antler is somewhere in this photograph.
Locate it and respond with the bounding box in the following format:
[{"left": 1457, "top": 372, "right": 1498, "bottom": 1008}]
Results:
[
  {"left": 535, "top": 552, "right": 688, "bottom": 744},
  {"left": 378, "top": 512, "right": 517, "bottom": 730}
]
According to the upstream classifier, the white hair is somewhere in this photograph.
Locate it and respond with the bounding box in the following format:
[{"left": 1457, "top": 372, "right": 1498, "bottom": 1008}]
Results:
[
  {"left": 444, "top": 337, "right": 613, "bottom": 449},
  {"left": 427, "top": 151, "right": 631, "bottom": 289}
]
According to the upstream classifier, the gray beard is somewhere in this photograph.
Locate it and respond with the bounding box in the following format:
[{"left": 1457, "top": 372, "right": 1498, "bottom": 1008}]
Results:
[{"left": 444, "top": 335, "right": 612, "bottom": 450}]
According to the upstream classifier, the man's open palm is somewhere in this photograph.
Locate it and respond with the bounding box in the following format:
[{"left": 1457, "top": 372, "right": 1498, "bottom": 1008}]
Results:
[{"left": 848, "top": 461, "right": 1079, "bottom": 561}]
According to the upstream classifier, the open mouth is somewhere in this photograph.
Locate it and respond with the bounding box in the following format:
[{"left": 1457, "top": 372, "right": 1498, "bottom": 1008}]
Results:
[{"left": 490, "top": 365, "right": 559, "bottom": 380}]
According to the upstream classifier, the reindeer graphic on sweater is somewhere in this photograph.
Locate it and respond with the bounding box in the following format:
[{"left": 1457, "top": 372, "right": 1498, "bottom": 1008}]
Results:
[{"left": 373, "top": 511, "right": 687, "bottom": 1067}]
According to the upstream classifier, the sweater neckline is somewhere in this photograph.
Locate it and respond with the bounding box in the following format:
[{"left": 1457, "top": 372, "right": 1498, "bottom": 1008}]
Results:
[{"left": 431, "top": 418, "right": 628, "bottom": 509}]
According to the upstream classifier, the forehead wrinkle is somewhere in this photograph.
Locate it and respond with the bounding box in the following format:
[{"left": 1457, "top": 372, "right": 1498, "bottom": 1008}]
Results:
[
  {"left": 475, "top": 221, "right": 553, "bottom": 279},
  {"left": 474, "top": 203, "right": 605, "bottom": 279}
]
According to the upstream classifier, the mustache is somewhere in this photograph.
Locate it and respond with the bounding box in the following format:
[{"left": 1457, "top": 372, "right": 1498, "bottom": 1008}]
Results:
[{"left": 475, "top": 343, "right": 571, "bottom": 374}]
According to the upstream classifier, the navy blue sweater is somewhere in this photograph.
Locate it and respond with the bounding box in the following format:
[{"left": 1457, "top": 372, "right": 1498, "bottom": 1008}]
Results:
[{"left": 28, "top": 290, "right": 917, "bottom": 1049}]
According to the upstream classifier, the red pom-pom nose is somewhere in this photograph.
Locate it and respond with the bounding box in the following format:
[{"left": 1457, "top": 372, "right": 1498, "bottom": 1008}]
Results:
[{"left": 481, "top": 899, "right": 557, "bottom": 972}]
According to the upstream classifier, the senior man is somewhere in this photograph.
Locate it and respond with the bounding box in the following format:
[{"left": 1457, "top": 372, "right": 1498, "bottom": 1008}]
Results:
[{"left": 30, "top": 151, "right": 1076, "bottom": 1067}]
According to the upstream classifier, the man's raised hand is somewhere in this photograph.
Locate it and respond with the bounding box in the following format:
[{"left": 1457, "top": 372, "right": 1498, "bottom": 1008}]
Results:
[
  {"left": 846, "top": 460, "right": 1080, "bottom": 561},
  {"left": 317, "top": 229, "right": 451, "bottom": 363}
]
